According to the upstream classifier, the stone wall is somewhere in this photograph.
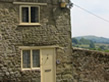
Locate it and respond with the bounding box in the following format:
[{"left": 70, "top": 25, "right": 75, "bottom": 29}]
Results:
[
  {"left": 0, "top": 0, "right": 72, "bottom": 82},
  {"left": 0, "top": 0, "right": 69, "bottom": 4},
  {"left": 72, "top": 48, "right": 109, "bottom": 82}
]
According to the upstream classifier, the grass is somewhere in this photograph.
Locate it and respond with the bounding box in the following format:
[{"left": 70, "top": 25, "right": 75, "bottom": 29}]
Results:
[{"left": 72, "top": 43, "right": 109, "bottom": 52}]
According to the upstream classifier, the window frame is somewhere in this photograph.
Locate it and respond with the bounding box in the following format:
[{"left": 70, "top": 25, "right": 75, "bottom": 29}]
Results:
[
  {"left": 21, "top": 49, "right": 41, "bottom": 71},
  {"left": 19, "top": 5, "right": 40, "bottom": 26}
]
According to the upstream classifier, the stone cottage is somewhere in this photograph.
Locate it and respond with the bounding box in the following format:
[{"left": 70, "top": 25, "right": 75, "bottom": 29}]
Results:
[{"left": 0, "top": 0, "right": 72, "bottom": 82}]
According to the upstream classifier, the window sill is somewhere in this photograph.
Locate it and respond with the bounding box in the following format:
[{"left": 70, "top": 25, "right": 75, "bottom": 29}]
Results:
[
  {"left": 21, "top": 68, "right": 40, "bottom": 71},
  {"left": 18, "top": 23, "right": 41, "bottom": 26}
]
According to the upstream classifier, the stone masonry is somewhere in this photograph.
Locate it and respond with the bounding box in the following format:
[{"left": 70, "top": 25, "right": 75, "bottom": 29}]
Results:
[
  {"left": 0, "top": 0, "right": 73, "bottom": 82},
  {"left": 72, "top": 48, "right": 109, "bottom": 82}
]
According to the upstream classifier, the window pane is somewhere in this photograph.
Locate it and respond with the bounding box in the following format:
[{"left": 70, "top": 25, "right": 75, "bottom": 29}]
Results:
[
  {"left": 22, "top": 7, "right": 29, "bottom": 22},
  {"left": 23, "top": 50, "right": 30, "bottom": 68},
  {"left": 32, "top": 50, "right": 40, "bottom": 67},
  {"left": 31, "top": 7, "right": 39, "bottom": 23}
]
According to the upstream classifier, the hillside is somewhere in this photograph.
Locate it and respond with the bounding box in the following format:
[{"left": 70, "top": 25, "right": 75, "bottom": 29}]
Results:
[{"left": 75, "top": 35, "right": 109, "bottom": 44}]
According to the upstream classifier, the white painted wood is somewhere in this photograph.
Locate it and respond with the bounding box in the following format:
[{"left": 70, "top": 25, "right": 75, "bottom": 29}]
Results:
[
  {"left": 41, "top": 48, "right": 56, "bottom": 82},
  {"left": 13, "top": 2, "right": 47, "bottom": 5},
  {"left": 19, "top": 46, "right": 59, "bottom": 49}
]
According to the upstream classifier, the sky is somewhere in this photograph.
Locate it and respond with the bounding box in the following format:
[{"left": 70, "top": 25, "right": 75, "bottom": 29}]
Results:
[{"left": 71, "top": 0, "right": 109, "bottom": 38}]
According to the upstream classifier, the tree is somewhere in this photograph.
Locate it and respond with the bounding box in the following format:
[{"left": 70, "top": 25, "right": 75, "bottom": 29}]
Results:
[
  {"left": 89, "top": 41, "right": 95, "bottom": 48},
  {"left": 79, "top": 38, "right": 90, "bottom": 44},
  {"left": 72, "top": 38, "right": 79, "bottom": 44},
  {"left": 99, "top": 45, "right": 105, "bottom": 50}
]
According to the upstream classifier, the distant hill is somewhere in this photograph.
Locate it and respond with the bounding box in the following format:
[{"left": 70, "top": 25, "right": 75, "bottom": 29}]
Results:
[{"left": 74, "top": 35, "right": 109, "bottom": 44}]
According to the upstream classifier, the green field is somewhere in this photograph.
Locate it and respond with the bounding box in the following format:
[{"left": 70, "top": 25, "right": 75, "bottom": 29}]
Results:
[
  {"left": 72, "top": 36, "right": 109, "bottom": 52},
  {"left": 72, "top": 43, "right": 109, "bottom": 52}
]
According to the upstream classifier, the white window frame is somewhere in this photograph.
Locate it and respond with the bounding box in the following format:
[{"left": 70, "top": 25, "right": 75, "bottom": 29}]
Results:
[
  {"left": 21, "top": 49, "right": 40, "bottom": 71},
  {"left": 19, "top": 5, "right": 40, "bottom": 26}
]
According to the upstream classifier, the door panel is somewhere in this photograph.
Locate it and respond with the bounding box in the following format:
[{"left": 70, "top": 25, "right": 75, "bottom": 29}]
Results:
[{"left": 41, "top": 48, "right": 55, "bottom": 82}]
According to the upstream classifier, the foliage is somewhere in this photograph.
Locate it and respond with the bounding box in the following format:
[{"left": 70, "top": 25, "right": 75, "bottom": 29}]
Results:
[
  {"left": 72, "top": 38, "right": 79, "bottom": 44},
  {"left": 75, "top": 35, "right": 109, "bottom": 44},
  {"left": 79, "top": 38, "right": 91, "bottom": 44},
  {"left": 99, "top": 45, "right": 105, "bottom": 50},
  {"left": 89, "top": 41, "right": 95, "bottom": 48},
  {"left": 72, "top": 36, "right": 109, "bottom": 52}
]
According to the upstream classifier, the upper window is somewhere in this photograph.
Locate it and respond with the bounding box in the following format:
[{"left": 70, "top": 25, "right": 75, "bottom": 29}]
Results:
[
  {"left": 20, "top": 6, "right": 40, "bottom": 25},
  {"left": 21, "top": 49, "right": 40, "bottom": 70}
]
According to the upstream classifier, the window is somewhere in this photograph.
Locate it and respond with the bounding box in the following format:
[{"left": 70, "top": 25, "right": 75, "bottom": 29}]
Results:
[
  {"left": 20, "top": 6, "right": 40, "bottom": 25},
  {"left": 21, "top": 49, "right": 40, "bottom": 70}
]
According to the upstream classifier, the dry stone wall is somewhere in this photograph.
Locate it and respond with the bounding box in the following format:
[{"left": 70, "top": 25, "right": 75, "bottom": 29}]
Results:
[
  {"left": 0, "top": 0, "right": 72, "bottom": 82},
  {"left": 72, "top": 48, "right": 109, "bottom": 82}
]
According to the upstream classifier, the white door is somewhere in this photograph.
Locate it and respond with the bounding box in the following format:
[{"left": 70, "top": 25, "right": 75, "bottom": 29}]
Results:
[{"left": 41, "top": 48, "right": 56, "bottom": 82}]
